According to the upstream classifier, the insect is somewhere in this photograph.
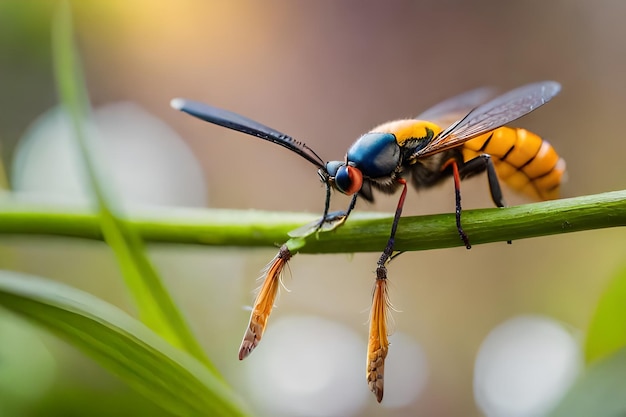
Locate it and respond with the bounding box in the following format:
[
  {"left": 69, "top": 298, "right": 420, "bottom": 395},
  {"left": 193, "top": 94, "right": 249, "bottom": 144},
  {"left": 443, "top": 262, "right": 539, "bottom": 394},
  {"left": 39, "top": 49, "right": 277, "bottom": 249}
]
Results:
[{"left": 171, "top": 81, "right": 565, "bottom": 402}]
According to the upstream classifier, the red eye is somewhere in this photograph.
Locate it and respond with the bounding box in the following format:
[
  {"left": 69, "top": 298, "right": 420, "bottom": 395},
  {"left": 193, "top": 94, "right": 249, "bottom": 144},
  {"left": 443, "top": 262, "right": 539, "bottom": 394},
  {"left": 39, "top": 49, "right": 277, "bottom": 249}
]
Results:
[{"left": 335, "top": 165, "right": 363, "bottom": 195}]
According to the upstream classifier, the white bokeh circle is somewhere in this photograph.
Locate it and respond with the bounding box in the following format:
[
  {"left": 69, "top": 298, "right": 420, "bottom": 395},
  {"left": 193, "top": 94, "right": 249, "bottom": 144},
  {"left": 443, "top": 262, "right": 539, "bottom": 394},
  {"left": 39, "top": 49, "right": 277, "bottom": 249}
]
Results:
[
  {"left": 474, "top": 315, "right": 581, "bottom": 417},
  {"left": 12, "top": 103, "right": 207, "bottom": 209},
  {"left": 243, "top": 315, "right": 369, "bottom": 417}
]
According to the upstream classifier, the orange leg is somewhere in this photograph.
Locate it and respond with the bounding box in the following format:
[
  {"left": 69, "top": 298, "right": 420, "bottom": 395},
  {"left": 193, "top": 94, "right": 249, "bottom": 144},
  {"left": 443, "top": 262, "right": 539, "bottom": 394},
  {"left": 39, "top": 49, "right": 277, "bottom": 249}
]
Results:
[
  {"left": 239, "top": 245, "right": 292, "bottom": 359},
  {"left": 443, "top": 159, "right": 471, "bottom": 249},
  {"left": 367, "top": 178, "right": 408, "bottom": 402}
]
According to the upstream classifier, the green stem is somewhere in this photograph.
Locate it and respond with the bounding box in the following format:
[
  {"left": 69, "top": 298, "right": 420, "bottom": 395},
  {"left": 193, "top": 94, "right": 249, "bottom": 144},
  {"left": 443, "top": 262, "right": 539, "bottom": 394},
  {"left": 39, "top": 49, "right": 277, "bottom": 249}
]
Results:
[{"left": 2, "top": 189, "right": 625, "bottom": 253}]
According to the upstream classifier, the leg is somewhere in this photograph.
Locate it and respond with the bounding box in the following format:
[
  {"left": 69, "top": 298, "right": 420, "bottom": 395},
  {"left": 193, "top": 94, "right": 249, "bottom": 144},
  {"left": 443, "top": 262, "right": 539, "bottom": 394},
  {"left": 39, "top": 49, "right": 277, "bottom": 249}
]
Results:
[
  {"left": 314, "top": 183, "right": 358, "bottom": 232},
  {"left": 316, "top": 179, "right": 333, "bottom": 229},
  {"left": 289, "top": 188, "right": 358, "bottom": 238},
  {"left": 459, "top": 154, "right": 506, "bottom": 208},
  {"left": 443, "top": 159, "right": 471, "bottom": 249},
  {"left": 239, "top": 245, "right": 292, "bottom": 359},
  {"left": 460, "top": 154, "right": 511, "bottom": 244},
  {"left": 367, "top": 178, "right": 408, "bottom": 402},
  {"left": 321, "top": 192, "right": 359, "bottom": 229}
]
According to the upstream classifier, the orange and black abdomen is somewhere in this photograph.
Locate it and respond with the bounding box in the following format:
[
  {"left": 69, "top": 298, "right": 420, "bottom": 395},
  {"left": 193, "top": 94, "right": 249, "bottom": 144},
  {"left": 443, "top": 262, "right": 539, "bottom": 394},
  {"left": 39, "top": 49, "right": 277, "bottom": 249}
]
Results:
[{"left": 462, "top": 127, "right": 566, "bottom": 200}]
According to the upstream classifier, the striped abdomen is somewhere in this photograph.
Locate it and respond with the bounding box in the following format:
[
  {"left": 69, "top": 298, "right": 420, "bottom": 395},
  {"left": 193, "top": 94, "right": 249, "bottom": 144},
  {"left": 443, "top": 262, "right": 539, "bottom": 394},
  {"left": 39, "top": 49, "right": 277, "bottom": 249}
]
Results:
[{"left": 462, "top": 127, "right": 566, "bottom": 200}]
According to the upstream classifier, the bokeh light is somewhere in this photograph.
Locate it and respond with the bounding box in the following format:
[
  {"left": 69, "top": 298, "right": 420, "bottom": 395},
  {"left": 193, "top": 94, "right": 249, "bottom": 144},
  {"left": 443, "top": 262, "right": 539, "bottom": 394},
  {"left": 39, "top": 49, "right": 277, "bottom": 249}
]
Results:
[
  {"left": 380, "top": 331, "right": 429, "bottom": 408},
  {"left": 243, "top": 315, "right": 368, "bottom": 417},
  {"left": 12, "top": 103, "right": 206, "bottom": 208},
  {"left": 474, "top": 315, "right": 582, "bottom": 417}
]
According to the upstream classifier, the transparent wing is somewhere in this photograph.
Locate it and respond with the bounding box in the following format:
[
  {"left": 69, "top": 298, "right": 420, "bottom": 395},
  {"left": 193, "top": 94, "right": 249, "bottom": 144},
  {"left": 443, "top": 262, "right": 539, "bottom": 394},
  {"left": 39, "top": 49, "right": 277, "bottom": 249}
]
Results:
[
  {"left": 416, "top": 86, "right": 497, "bottom": 126},
  {"left": 413, "top": 81, "right": 561, "bottom": 158}
]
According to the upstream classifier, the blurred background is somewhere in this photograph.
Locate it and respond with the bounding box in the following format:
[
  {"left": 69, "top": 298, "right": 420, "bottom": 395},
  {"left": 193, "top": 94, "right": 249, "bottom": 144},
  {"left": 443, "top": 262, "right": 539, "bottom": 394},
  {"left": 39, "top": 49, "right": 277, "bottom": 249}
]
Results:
[{"left": 1, "top": 1, "right": 626, "bottom": 416}]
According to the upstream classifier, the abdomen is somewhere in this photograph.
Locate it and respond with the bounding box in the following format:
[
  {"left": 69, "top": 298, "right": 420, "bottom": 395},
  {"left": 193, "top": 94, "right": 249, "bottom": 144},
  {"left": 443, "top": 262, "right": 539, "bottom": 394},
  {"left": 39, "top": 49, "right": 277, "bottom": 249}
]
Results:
[{"left": 462, "top": 127, "right": 566, "bottom": 200}]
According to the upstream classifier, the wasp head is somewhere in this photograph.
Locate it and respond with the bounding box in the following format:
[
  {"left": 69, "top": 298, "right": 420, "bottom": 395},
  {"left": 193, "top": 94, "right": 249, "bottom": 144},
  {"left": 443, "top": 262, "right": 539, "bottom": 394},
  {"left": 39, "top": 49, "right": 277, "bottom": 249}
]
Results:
[{"left": 322, "top": 160, "right": 363, "bottom": 195}]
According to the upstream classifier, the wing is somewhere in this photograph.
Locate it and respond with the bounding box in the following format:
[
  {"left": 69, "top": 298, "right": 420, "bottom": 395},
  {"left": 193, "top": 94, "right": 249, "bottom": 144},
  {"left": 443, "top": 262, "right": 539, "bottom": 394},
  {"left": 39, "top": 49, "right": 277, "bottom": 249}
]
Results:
[
  {"left": 416, "top": 86, "right": 497, "bottom": 126},
  {"left": 171, "top": 98, "right": 325, "bottom": 168},
  {"left": 413, "top": 81, "right": 561, "bottom": 158}
]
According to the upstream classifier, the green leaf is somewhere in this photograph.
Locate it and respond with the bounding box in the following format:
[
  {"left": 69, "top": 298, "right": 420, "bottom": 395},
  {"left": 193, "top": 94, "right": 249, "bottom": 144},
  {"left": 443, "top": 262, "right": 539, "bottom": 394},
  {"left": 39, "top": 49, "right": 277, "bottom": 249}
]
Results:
[
  {"left": 585, "top": 265, "right": 626, "bottom": 363},
  {"left": 51, "top": 2, "right": 211, "bottom": 367},
  {"left": 0, "top": 271, "right": 251, "bottom": 417},
  {"left": 550, "top": 346, "right": 626, "bottom": 417}
]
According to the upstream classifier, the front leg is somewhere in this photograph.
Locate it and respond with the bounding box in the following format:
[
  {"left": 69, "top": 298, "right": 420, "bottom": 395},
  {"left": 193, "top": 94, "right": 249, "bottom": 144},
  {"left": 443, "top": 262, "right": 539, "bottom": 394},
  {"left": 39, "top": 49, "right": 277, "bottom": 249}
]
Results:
[{"left": 288, "top": 193, "right": 359, "bottom": 238}]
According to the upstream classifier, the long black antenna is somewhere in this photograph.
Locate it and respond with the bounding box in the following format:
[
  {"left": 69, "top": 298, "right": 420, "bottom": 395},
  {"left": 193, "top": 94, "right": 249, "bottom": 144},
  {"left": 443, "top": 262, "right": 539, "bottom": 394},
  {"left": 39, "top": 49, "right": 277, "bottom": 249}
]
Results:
[{"left": 171, "top": 99, "right": 326, "bottom": 168}]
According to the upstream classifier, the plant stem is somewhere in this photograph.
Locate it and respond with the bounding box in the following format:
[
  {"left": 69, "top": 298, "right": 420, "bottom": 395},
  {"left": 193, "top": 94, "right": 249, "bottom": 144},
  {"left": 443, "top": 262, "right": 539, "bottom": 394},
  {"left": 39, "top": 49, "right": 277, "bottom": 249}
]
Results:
[{"left": 1, "top": 189, "right": 625, "bottom": 254}]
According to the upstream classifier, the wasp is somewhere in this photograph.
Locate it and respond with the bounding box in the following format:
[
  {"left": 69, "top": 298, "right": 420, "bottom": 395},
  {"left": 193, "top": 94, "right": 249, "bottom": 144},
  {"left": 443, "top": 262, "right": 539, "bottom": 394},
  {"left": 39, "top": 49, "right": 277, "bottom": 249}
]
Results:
[{"left": 171, "top": 81, "right": 565, "bottom": 402}]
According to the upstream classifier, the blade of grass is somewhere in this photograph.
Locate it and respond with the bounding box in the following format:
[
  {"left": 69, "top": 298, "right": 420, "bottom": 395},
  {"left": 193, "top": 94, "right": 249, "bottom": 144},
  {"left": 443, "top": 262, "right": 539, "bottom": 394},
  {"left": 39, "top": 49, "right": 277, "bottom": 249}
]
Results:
[
  {"left": 584, "top": 265, "right": 626, "bottom": 363},
  {"left": 51, "top": 2, "right": 211, "bottom": 368},
  {"left": 0, "top": 271, "right": 250, "bottom": 417}
]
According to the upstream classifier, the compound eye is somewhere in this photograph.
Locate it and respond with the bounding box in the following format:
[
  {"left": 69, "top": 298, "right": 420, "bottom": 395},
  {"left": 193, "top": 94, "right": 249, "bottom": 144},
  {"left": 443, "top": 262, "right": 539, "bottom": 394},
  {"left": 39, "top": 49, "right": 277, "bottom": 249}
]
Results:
[
  {"left": 335, "top": 165, "right": 363, "bottom": 195},
  {"left": 325, "top": 160, "right": 343, "bottom": 177}
]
